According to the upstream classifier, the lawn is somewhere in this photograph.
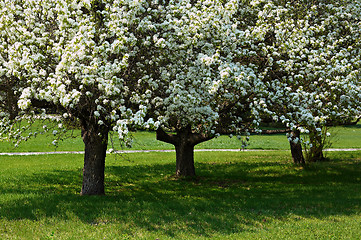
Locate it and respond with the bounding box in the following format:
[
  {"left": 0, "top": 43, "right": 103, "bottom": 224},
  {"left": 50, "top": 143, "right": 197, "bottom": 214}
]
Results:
[
  {"left": 1, "top": 123, "right": 361, "bottom": 153},
  {"left": 0, "top": 151, "right": 361, "bottom": 239}
]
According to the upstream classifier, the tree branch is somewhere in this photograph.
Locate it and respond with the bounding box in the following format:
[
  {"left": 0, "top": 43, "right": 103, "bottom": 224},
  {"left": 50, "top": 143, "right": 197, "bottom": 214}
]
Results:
[
  {"left": 156, "top": 127, "right": 178, "bottom": 145},
  {"left": 189, "top": 132, "right": 214, "bottom": 146}
]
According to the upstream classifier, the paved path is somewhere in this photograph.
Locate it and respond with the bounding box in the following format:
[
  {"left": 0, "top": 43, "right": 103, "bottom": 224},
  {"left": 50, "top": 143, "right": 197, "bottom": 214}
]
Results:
[{"left": 1, "top": 148, "right": 361, "bottom": 156}]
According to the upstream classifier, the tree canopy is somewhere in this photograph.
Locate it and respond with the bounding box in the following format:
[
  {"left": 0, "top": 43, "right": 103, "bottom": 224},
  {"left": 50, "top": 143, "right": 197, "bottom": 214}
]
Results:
[
  {"left": 1, "top": 0, "right": 361, "bottom": 194},
  {"left": 249, "top": 0, "right": 361, "bottom": 161}
]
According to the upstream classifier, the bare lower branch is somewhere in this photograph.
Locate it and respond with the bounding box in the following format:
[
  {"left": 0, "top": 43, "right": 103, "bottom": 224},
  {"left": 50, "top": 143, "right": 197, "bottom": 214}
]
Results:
[
  {"left": 156, "top": 128, "right": 178, "bottom": 145},
  {"left": 189, "top": 132, "right": 214, "bottom": 146}
]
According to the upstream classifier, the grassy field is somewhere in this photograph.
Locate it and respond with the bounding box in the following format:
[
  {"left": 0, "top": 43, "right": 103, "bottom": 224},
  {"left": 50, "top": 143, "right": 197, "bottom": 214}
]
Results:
[
  {"left": 1, "top": 123, "right": 360, "bottom": 238},
  {"left": 1, "top": 124, "right": 361, "bottom": 153},
  {"left": 1, "top": 151, "right": 361, "bottom": 239}
]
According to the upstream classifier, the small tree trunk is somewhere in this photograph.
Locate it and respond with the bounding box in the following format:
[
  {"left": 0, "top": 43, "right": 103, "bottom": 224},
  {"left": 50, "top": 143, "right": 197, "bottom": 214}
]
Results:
[
  {"left": 308, "top": 129, "right": 325, "bottom": 162},
  {"left": 80, "top": 121, "right": 109, "bottom": 195},
  {"left": 289, "top": 129, "right": 305, "bottom": 165}
]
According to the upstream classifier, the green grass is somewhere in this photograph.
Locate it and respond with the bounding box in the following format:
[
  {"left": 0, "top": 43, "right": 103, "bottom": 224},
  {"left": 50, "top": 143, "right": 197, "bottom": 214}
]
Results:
[
  {"left": 1, "top": 151, "right": 361, "bottom": 239},
  {"left": 1, "top": 124, "right": 361, "bottom": 153}
]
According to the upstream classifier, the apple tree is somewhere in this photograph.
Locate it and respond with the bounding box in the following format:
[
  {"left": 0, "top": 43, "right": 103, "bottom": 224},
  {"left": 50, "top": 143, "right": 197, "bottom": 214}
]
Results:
[
  {"left": 0, "top": 0, "right": 154, "bottom": 195},
  {"left": 250, "top": 0, "right": 361, "bottom": 163},
  {"left": 130, "top": 0, "right": 265, "bottom": 176}
]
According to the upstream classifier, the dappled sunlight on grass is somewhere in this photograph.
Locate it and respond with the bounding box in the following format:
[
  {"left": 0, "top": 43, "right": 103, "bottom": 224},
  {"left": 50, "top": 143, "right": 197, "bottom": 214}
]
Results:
[{"left": 0, "top": 151, "right": 361, "bottom": 238}]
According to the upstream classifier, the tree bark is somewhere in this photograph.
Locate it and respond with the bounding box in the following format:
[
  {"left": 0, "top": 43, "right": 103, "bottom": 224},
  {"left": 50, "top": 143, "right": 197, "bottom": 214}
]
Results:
[
  {"left": 156, "top": 126, "right": 213, "bottom": 177},
  {"left": 289, "top": 129, "right": 305, "bottom": 165},
  {"left": 175, "top": 127, "right": 196, "bottom": 177},
  {"left": 80, "top": 120, "right": 109, "bottom": 195},
  {"left": 0, "top": 77, "right": 20, "bottom": 120},
  {"left": 308, "top": 128, "right": 325, "bottom": 162}
]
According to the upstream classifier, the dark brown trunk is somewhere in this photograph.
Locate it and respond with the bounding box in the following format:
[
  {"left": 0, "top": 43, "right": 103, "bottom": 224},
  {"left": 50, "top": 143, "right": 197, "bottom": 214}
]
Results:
[
  {"left": 80, "top": 121, "right": 109, "bottom": 195},
  {"left": 175, "top": 130, "right": 196, "bottom": 177},
  {"left": 0, "top": 79, "right": 20, "bottom": 120},
  {"left": 156, "top": 126, "right": 213, "bottom": 177},
  {"left": 289, "top": 129, "right": 305, "bottom": 165}
]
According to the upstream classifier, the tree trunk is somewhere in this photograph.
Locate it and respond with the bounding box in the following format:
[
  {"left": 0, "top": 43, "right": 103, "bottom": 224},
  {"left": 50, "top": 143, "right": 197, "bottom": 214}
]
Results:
[
  {"left": 289, "top": 129, "right": 305, "bottom": 165},
  {"left": 80, "top": 121, "right": 109, "bottom": 195},
  {"left": 308, "top": 128, "right": 325, "bottom": 162},
  {"left": 175, "top": 129, "right": 196, "bottom": 177},
  {"left": 156, "top": 126, "right": 213, "bottom": 177}
]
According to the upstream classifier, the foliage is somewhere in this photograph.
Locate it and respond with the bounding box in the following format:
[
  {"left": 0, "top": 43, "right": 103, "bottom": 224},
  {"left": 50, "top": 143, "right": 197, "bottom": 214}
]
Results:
[
  {"left": 0, "top": 0, "right": 261, "bottom": 145},
  {"left": 249, "top": 0, "right": 361, "bottom": 155},
  {"left": 1, "top": 0, "right": 361, "bottom": 151},
  {"left": 134, "top": 0, "right": 262, "bottom": 136},
  {"left": 0, "top": 0, "right": 154, "bottom": 145}
]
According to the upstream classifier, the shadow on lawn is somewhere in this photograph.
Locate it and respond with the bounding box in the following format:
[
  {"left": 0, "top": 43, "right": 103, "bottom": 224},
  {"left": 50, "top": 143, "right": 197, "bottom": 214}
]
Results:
[
  {"left": 343, "top": 124, "right": 361, "bottom": 129},
  {"left": 1, "top": 154, "right": 361, "bottom": 237}
]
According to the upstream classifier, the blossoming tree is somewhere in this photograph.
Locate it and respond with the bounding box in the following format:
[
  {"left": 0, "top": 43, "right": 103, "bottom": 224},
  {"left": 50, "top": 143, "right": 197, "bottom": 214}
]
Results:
[
  {"left": 132, "top": 0, "right": 264, "bottom": 176},
  {"left": 250, "top": 0, "right": 361, "bottom": 163},
  {"left": 0, "top": 0, "right": 154, "bottom": 195}
]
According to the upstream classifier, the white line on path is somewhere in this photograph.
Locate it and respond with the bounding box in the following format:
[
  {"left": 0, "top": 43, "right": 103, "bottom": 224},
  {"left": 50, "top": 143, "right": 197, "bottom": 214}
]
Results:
[{"left": 1, "top": 148, "right": 361, "bottom": 156}]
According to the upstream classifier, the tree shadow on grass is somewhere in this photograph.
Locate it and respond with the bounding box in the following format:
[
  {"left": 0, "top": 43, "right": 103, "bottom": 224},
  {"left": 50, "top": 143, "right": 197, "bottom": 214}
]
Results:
[
  {"left": 1, "top": 153, "right": 361, "bottom": 238},
  {"left": 342, "top": 124, "right": 361, "bottom": 129}
]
